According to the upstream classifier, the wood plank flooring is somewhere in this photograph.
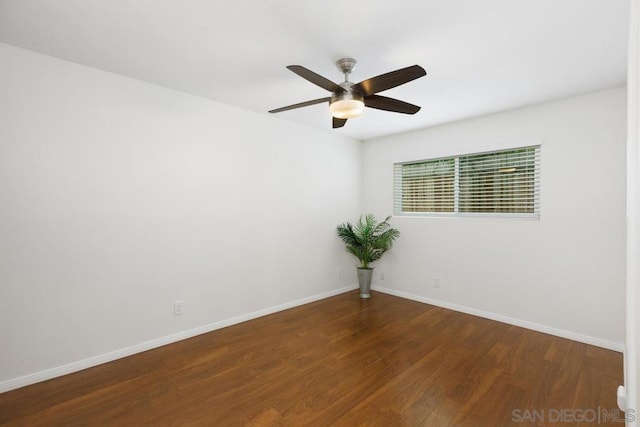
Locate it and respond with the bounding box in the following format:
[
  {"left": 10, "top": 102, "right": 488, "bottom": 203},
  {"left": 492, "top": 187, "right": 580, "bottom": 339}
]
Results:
[{"left": 0, "top": 291, "right": 623, "bottom": 426}]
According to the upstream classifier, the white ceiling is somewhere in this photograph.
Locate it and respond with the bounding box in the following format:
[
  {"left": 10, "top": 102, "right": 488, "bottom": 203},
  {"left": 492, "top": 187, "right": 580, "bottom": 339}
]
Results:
[{"left": 0, "top": 0, "right": 630, "bottom": 140}]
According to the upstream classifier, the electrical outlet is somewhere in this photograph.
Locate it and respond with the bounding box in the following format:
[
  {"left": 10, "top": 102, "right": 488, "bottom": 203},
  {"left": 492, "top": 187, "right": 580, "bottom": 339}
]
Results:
[
  {"left": 173, "top": 300, "right": 184, "bottom": 316},
  {"left": 380, "top": 272, "right": 385, "bottom": 281},
  {"left": 336, "top": 267, "right": 340, "bottom": 277},
  {"left": 433, "top": 278, "right": 441, "bottom": 289}
]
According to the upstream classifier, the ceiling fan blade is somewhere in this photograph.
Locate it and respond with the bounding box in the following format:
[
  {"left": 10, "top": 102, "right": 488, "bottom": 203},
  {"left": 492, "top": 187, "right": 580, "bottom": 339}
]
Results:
[
  {"left": 269, "top": 97, "right": 330, "bottom": 114},
  {"left": 287, "top": 65, "right": 345, "bottom": 93},
  {"left": 364, "top": 95, "right": 421, "bottom": 114},
  {"left": 353, "top": 65, "right": 426, "bottom": 96},
  {"left": 333, "top": 117, "right": 348, "bottom": 128}
]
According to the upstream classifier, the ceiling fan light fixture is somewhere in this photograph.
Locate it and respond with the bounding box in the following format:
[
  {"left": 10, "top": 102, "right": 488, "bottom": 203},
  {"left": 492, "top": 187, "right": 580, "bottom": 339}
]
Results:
[{"left": 330, "top": 98, "right": 365, "bottom": 119}]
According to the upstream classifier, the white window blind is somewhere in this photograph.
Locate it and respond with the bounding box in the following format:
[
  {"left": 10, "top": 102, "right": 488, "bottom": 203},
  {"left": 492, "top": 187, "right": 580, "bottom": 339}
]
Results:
[{"left": 394, "top": 145, "right": 540, "bottom": 217}]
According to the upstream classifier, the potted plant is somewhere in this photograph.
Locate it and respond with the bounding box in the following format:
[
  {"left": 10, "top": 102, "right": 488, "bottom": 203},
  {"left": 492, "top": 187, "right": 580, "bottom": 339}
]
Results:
[{"left": 337, "top": 214, "right": 400, "bottom": 298}]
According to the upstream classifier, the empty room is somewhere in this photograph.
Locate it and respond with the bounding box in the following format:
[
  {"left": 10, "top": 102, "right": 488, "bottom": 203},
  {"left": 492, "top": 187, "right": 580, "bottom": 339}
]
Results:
[{"left": 1, "top": 0, "right": 640, "bottom": 425}]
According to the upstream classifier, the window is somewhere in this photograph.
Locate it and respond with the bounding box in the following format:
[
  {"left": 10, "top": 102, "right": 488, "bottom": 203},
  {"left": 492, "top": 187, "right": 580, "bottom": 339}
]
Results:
[{"left": 394, "top": 145, "right": 540, "bottom": 217}]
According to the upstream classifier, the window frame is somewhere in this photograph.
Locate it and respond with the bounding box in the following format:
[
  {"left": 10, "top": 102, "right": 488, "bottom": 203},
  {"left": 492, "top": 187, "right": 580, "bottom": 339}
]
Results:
[{"left": 393, "top": 145, "right": 541, "bottom": 219}]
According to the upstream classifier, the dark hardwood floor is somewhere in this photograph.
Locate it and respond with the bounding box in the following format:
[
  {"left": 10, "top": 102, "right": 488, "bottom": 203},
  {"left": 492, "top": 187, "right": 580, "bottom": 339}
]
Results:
[{"left": 0, "top": 291, "right": 623, "bottom": 426}]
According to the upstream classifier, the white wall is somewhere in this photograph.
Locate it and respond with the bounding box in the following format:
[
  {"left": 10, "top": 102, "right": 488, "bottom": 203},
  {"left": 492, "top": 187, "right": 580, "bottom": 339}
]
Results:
[
  {"left": 625, "top": 0, "right": 640, "bottom": 420},
  {"left": 0, "top": 40, "right": 628, "bottom": 392},
  {"left": 0, "top": 43, "right": 362, "bottom": 388},
  {"left": 363, "top": 87, "right": 627, "bottom": 348}
]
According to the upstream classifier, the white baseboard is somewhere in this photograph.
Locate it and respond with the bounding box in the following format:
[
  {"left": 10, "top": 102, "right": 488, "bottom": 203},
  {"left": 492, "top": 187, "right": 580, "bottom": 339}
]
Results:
[
  {"left": 0, "top": 285, "right": 358, "bottom": 393},
  {"left": 372, "top": 285, "right": 625, "bottom": 353}
]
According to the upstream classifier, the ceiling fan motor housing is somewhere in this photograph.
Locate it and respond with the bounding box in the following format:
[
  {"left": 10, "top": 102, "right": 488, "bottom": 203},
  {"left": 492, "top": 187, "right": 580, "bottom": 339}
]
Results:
[{"left": 330, "top": 81, "right": 364, "bottom": 119}]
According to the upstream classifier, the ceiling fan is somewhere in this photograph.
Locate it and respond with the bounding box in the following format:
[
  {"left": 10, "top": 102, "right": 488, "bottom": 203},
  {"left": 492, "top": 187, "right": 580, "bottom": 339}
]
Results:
[{"left": 269, "top": 58, "right": 427, "bottom": 129}]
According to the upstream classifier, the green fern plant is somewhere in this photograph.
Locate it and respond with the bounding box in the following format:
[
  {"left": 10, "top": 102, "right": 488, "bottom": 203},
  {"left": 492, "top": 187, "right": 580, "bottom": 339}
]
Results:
[{"left": 337, "top": 214, "right": 400, "bottom": 269}]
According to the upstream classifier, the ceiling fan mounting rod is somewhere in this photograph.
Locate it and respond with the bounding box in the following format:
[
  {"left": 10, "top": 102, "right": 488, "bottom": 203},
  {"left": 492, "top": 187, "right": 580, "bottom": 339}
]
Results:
[{"left": 335, "top": 57, "right": 357, "bottom": 82}]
